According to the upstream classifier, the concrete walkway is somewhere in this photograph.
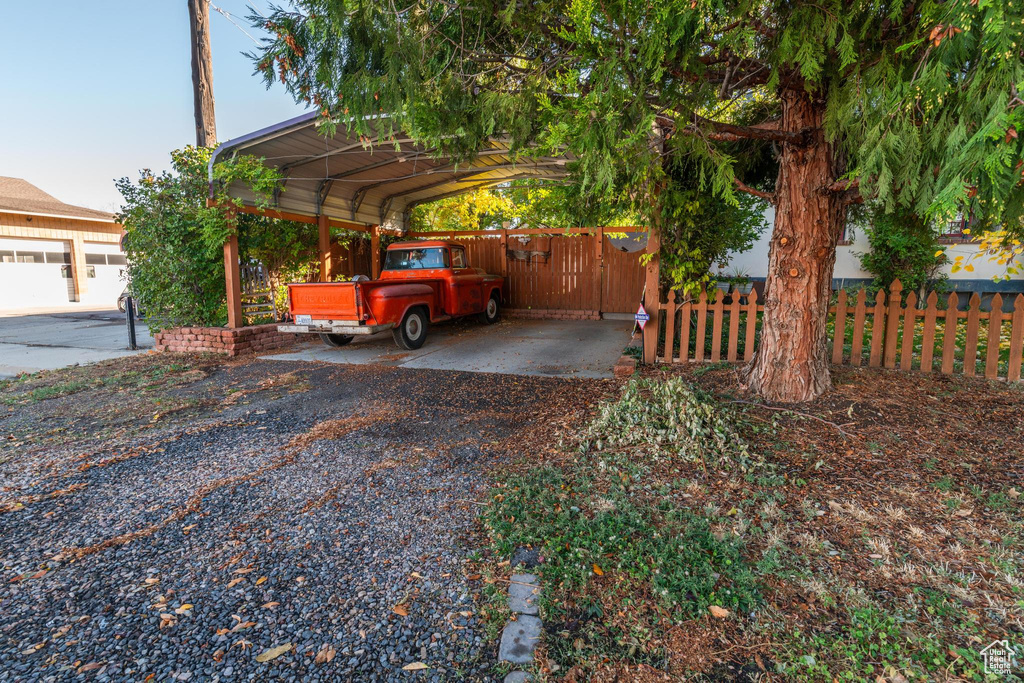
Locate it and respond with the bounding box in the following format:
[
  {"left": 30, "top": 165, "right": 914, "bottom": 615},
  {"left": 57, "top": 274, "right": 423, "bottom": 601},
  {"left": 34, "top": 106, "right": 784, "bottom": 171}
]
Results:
[
  {"left": 263, "top": 317, "right": 634, "bottom": 379},
  {"left": 0, "top": 309, "right": 153, "bottom": 378}
]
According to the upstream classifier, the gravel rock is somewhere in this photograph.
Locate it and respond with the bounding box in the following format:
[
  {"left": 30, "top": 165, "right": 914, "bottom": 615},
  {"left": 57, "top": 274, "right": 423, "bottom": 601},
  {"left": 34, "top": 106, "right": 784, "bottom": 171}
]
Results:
[{"left": 0, "top": 361, "right": 607, "bottom": 682}]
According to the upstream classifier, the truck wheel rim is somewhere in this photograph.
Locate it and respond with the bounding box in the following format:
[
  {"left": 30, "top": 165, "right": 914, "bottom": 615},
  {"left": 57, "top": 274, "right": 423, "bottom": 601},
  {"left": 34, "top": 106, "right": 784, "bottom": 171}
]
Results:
[
  {"left": 407, "top": 315, "right": 421, "bottom": 339},
  {"left": 487, "top": 299, "right": 497, "bottom": 318}
]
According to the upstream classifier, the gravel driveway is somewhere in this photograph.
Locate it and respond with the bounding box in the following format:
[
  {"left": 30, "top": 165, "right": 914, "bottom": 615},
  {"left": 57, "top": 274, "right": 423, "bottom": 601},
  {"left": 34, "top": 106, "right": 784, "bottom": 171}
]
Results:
[{"left": 0, "top": 357, "right": 604, "bottom": 681}]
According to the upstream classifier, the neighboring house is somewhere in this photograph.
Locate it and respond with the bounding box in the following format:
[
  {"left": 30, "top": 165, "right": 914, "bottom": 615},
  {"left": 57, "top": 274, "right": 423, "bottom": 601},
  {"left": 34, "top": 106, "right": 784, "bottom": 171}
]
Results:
[
  {"left": 723, "top": 206, "right": 1023, "bottom": 298},
  {"left": 0, "top": 177, "right": 126, "bottom": 311}
]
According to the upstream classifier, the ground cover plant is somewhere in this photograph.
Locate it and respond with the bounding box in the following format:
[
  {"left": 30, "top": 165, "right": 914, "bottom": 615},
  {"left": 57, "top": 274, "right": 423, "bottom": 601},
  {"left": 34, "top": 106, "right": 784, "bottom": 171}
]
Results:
[{"left": 482, "top": 368, "right": 1024, "bottom": 681}]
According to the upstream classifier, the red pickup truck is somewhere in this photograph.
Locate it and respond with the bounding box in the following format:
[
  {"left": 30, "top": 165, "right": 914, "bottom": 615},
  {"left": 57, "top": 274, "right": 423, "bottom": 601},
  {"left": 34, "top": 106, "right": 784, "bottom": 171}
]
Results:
[{"left": 278, "top": 240, "right": 503, "bottom": 350}]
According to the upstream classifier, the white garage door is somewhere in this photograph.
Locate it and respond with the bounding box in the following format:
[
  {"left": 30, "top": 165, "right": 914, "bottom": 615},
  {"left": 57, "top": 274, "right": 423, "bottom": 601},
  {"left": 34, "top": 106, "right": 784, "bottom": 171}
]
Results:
[
  {"left": 79, "top": 242, "right": 128, "bottom": 307},
  {"left": 0, "top": 237, "right": 75, "bottom": 311}
]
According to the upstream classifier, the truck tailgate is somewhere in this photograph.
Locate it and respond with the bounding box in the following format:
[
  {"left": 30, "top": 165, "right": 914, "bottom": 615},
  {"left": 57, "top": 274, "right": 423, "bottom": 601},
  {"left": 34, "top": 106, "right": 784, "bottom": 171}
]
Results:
[{"left": 288, "top": 282, "right": 360, "bottom": 320}]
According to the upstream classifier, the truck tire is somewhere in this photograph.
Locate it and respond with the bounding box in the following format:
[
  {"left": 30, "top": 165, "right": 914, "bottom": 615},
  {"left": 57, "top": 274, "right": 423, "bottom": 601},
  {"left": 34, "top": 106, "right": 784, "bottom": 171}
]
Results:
[
  {"left": 479, "top": 293, "right": 500, "bottom": 325},
  {"left": 319, "top": 333, "right": 354, "bottom": 348},
  {"left": 393, "top": 307, "right": 429, "bottom": 350}
]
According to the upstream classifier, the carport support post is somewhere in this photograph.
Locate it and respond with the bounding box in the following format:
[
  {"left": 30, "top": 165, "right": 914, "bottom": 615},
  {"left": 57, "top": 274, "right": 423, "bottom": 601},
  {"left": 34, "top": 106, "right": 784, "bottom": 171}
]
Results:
[
  {"left": 642, "top": 226, "right": 661, "bottom": 365},
  {"left": 317, "top": 213, "right": 332, "bottom": 282},
  {"left": 371, "top": 225, "right": 381, "bottom": 279},
  {"left": 224, "top": 212, "right": 244, "bottom": 328}
]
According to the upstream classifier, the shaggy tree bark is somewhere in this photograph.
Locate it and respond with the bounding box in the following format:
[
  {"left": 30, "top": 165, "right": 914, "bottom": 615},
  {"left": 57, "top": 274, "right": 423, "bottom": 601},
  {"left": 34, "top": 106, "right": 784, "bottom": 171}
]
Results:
[{"left": 745, "top": 89, "right": 845, "bottom": 402}]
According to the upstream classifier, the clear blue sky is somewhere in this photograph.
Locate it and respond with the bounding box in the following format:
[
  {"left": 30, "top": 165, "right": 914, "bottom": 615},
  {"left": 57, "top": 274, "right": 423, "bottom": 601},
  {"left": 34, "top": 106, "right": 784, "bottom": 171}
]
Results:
[{"left": 0, "top": 1, "right": 307, "bottom": 212}]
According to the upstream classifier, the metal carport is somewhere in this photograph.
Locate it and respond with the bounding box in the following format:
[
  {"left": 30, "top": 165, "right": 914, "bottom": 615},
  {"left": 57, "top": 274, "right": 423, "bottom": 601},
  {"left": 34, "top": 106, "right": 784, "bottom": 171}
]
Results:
[{"left": 208, "top": 113, "right": 570, "bottom": 328}]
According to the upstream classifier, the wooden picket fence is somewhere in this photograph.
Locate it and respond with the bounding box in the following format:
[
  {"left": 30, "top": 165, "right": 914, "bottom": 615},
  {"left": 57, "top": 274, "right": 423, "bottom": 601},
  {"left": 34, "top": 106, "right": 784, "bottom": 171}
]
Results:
[{"left": 660, "top": 279, "right": 1024, "bottom": 382}]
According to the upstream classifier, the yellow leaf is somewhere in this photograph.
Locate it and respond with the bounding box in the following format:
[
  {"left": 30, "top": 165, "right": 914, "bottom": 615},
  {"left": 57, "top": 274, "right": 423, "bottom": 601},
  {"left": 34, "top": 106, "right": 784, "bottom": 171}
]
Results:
[
  {"left": 255, "top": 643, "right": 292, "bottom": 663},
  {"left": 255, "top": 576, "right": 268, "bottom": 586},
  {"left": 393, "top": 604, "right": 410, "bottom": 617},
  {"left": 402, "top": 662, "right": 429, "bottom": 671},
  {"left": 934, "top": 250, "right": 944, "bottom": 258},
  {"left": 227, "top": 578, "right": 244, "bottom": 588},
  {"left": 965, "top": 264, "right": 975, "bottom": 272},
  {"left": 963, "top": 228, "right": 971, "bottom": 235},
  {"left": 261, "top": 601, "right": 280, "bottom": 609},
  {"left": 592, "top": 564, "right": 604, "bottom": 576},
  {"left": 174, "top": 604, "right": 194, "bottom": 615},
  {"left": 709, "top": 605, "right": 730, "bottom": 618}
]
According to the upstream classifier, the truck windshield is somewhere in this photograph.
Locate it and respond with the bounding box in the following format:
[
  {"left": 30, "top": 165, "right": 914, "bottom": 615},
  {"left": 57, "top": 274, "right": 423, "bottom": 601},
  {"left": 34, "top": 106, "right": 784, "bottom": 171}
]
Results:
[{"left": 383, "top": 248, "right": 449, "bottom": 270}]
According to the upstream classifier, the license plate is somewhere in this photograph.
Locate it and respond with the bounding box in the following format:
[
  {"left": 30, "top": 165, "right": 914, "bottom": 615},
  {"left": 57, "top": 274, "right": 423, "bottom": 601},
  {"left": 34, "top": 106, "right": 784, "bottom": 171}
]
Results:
[{"left": 295, "top": 314, "right": 312, "bottom": 325}]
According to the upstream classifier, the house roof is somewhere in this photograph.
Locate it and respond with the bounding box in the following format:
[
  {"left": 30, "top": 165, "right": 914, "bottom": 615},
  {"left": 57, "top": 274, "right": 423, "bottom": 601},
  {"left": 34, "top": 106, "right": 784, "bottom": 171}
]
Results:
[
  {"left": 0, "top": 177, "right": 116, "bottom": 222},
  {"left": 209, "top": 112, "right": 570, "bottom": 232}
]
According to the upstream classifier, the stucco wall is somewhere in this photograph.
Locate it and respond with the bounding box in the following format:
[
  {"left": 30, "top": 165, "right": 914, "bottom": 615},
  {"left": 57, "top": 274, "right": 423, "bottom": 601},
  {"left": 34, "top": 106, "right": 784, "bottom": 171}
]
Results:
[{"left": 720, "top": 206, "right": 1022, "bottom": 292}]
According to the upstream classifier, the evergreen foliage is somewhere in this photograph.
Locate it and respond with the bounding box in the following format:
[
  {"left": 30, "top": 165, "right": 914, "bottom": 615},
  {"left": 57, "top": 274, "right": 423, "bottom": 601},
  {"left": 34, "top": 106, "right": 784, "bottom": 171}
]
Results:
[
  {"left": 250, "top": 0, "right": 1022, "bottom": 232},
  {"left": 117, "top": 147, "right": 319, "bottom": 331}
]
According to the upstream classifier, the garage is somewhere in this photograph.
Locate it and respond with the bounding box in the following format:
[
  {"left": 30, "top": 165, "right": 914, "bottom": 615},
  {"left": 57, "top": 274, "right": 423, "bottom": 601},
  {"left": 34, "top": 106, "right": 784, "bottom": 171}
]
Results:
[
  {"left": 0, "top": 176, "right": 124, "bottom": 312},
  {"left": 79, "top": 242, "right": 128, "bottom": 308},
  {"left": 0, "top": 237, "right": 75, "bottom": 308}
]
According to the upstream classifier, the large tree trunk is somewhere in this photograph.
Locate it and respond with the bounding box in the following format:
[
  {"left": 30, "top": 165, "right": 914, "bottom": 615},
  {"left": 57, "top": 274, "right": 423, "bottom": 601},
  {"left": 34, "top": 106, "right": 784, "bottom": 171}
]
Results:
[{"left": 746, "top": 89, "right": 845, "bottom": 403}]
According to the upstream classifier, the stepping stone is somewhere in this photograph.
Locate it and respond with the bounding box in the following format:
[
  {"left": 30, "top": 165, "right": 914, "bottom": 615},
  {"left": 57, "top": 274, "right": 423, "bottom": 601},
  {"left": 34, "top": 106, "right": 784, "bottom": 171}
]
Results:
[
  {"left": 511, "top": 547, "right": 540, "bottom": 569},
  {"left": 504, "top": 672, "right": 533, "bottom": 683},
  {"left": 508, "top": 574, "right": 540, "bottom": 615},
  {"left": 499, "top": 615, "right": 542, "bottom": 665}
]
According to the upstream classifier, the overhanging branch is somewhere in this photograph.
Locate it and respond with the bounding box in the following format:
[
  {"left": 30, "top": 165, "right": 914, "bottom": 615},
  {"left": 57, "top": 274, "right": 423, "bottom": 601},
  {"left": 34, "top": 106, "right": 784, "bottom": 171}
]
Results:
[{"left": 734, "top": 177, "right": 776, "bottom": 204}]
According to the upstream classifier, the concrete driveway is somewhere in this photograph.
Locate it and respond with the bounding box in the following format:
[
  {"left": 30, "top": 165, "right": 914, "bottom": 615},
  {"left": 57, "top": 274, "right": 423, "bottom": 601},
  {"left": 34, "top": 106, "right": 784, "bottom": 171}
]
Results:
[
  {"left": 0, "top": 308, "right": 153, "bottom": 378},
  {"left": 264, "top": 317, "right": 635, "bottom": 379}
]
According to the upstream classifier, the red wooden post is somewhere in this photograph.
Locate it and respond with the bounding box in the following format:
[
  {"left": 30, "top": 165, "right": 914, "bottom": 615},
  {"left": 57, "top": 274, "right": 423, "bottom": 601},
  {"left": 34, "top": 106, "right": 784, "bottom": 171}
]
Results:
[
  {"left": 317, "top": 213, "right": 332, "bottom": 282},
  {"left": 832, "top": 288, "right": 847, "bottom": 365},
  {"left": 1009, "top": 294, "right": 1024, "bottom": 382},
  {"left": 985, "top": 294, "right": 1004, "bottom": 379},
  {"left": 224, "top": 211, "right": 243, "bottom": 329},
  {"left": 642, "top": 225, "right": 661, "bottom": 365},
  {"left": 371, "top": 225, "right": 381, "bottom": 279},
  {"left": 920, "top": 291, "right": 938, "bottom": 373}
]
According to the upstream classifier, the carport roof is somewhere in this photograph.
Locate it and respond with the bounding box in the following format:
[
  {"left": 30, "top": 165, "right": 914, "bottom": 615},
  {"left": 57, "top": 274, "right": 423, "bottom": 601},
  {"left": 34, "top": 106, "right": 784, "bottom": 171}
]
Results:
[{"left": 209, "top": 113, "right": 570, "bottom": 232}]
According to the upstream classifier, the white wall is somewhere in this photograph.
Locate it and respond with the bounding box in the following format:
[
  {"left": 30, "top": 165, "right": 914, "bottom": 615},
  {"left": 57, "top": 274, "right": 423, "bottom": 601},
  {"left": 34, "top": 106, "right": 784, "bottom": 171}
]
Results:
[{"left": 719, "top": 207, "right": 1019, "bottom": 287}]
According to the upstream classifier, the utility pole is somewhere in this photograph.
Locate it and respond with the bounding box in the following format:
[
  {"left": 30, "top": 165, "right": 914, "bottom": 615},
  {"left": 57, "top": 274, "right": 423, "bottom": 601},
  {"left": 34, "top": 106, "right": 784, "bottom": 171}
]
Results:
[{"left": 188, "top": 0, "right": 217, "bottom": 146}]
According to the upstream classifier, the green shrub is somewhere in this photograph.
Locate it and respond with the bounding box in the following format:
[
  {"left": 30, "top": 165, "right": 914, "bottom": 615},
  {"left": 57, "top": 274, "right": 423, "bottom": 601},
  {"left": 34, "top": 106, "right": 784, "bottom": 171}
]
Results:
[
  {"left": 577, "top": 376, "right": 755, "bottom": 472},
  {"left": 116, "top": 146, "right": 310, "bottom": 332},
  {"left": 854, "top": 204, "right": 948, "bottom": 296}
]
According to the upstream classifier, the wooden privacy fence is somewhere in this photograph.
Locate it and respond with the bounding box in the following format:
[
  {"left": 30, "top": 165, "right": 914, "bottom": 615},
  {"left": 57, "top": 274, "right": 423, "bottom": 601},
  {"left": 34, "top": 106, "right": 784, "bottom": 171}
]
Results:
[
  {"left": 400, "top": 228, "right": 646, "bottom": 316},
  {"left": 659, "top": 279, "right": 1024, "bottom": 382}
]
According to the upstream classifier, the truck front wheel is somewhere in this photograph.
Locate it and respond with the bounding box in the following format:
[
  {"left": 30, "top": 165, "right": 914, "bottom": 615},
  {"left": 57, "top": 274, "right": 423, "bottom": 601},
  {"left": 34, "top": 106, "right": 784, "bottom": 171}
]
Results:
[
  {"left": 479, "top": 294, "right": 500, "bottom": 325},
  {"left": 319, "top": 333, "right": 354, "bottom": 348},
  {"left": 393, "top": 307, "right": 429, "bottom": 350}
]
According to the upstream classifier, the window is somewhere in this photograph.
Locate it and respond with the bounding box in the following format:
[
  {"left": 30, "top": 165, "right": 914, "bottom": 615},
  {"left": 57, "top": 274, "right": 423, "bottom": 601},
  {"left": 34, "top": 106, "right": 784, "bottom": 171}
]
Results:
[
  {"left": 450, "top": 247, "right": 467, "bottom": 269},
  {"left": 107, "top": 254, "right": 127, "bottom": 266},
  {"left": 85, "top": 253, "right": 106, "bottom": 265},
  {"left": 61, "top": 265, "right": 72, "bottom": 279},
  {"left": 0, "top": 250, "right": 13, "bottom": 263},
  {"left": 86, "top": 266, "right": 96, "bottom": 278},
  {"left": 45, "top": 252, "right": 71, "bottom": 264},
  {"left": 16, "top": 251, "right": 44, "bottom": 263},
  {"left": 383, "top": 248, "right": 449, "bottom": 271}
]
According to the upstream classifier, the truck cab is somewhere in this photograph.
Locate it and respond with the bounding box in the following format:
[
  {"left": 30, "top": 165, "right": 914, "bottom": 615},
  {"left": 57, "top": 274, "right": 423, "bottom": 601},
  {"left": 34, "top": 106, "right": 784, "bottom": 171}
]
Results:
[{"left": 279, "top": 240, "right": 503, "bottom": 350}]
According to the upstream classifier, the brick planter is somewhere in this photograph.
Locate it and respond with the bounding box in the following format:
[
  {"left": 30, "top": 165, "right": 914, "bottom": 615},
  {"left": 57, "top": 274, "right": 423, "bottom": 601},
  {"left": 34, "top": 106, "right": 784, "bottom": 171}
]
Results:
[
  {"left": 613, "top": 354, "right": 637, "bottom": 378},
  {"left": 153, "top": 324, "right": 297, "bottom": 357},
  {"left": 504, "top": 308, "right": 601, "bottom": 321}
]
